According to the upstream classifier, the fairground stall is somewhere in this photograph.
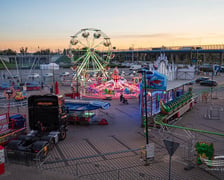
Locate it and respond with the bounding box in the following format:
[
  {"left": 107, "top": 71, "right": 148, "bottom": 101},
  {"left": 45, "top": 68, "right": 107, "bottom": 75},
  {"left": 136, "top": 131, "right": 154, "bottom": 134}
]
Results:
[
  {"left": 139, "top": 70, "right": 194, "bottom": 126},
  {"left": 65, "top": 99, "right": 110, "bottom": 125}
]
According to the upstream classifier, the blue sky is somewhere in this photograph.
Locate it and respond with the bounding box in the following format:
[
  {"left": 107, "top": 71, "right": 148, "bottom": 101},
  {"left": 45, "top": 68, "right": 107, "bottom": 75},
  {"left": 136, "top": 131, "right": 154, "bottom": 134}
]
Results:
[{"left": 0, "top": 0, "right": 224, "bottom": 51}]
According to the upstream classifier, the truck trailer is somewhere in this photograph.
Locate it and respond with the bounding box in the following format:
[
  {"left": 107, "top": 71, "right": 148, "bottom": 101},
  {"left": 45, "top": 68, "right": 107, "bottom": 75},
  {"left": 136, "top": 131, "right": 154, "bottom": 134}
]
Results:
[{"left": 6, "top": 94, "right": 67, "bottom": 162}]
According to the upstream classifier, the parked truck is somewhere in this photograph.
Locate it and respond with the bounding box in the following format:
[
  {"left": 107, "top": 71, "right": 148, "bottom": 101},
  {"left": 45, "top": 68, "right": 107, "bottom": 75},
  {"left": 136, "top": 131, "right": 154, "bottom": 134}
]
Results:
[{"left": 6, "top": 94, "right": 67, "bottom": 161}]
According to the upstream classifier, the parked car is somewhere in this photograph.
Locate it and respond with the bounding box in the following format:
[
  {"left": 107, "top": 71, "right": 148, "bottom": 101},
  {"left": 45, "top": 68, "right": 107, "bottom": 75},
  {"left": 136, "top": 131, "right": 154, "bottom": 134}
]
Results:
[
  {"left": 200, "top": 80, "right": 217, "bottom": 87},
  {"left": 60, "top": 72, "right": 70, "bottom": 77},
  {"left": 43, "top": 73, "right": 53, "bottom": 77},
  {"left": 185, "top": 80, "right": 195, "bottom": 85},
  {"left": 28, "top": 73, "right": 40, "bottom": 78},
  {"left": 195, "top": 77, "right": 210, "bottom": 83},
  {"left": 7, "top": 75, "right": 19, "bottom": 79}
]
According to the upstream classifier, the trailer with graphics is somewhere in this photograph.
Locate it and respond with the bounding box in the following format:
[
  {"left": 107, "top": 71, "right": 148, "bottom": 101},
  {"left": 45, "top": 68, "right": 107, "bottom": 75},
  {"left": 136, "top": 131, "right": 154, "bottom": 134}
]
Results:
[{"left": 6, "top": 94, "right": 67, "bottom": 162}]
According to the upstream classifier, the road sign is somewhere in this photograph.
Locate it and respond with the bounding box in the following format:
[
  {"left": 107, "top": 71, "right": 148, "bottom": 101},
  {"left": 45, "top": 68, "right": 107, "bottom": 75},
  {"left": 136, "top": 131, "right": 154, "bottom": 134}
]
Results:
[
  {"left": 163, "top": 140, "right": 179, "bottom": 157},
  {"left": 146, "top": 143, "right": 154, "bottom": 159}
]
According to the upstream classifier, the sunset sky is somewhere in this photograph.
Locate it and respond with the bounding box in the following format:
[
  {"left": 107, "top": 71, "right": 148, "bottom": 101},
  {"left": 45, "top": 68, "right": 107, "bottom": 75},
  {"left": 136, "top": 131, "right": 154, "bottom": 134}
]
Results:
[{"left": 0, "top": 0, "right": 224, "bottom": 52}]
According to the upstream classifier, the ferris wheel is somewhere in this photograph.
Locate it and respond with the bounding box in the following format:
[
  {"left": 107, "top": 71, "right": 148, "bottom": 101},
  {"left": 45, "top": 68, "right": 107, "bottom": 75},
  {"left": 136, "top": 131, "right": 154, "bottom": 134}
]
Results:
[{"left": 69, "top": 28, "right": 114, "bottom": 78}]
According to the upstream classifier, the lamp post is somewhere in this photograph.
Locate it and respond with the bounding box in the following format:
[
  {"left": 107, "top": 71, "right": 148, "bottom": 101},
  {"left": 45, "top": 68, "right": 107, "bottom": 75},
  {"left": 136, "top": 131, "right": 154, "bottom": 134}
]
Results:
[
  {"left": 211, "top": 64, "right": 214, "bottom": 99},
  {"left": 52, "top": 64, "right": 55, "bottom": 93},
  {"left": 143, "top": 71, "right": 149, "bottom": 145},
  {"left": 138, "top": 70, "right": 153, "bottom": 146}
]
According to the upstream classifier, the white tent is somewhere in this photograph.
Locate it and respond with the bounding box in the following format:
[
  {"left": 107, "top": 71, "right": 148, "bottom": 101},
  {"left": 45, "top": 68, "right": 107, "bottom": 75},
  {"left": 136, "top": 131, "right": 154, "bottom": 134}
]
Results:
[
  {"left": 40, "top": 63, "right": 59, "bottom": 70},
  {"left": 176, "top": 65, "right": 195, "bottom": 80}
]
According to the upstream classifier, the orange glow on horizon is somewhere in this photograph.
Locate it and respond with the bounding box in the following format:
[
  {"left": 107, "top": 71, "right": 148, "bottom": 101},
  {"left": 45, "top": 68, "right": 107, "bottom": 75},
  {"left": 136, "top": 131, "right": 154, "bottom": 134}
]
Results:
[{"left": 1, "top": 33, "right": 224, "bottom": 52}]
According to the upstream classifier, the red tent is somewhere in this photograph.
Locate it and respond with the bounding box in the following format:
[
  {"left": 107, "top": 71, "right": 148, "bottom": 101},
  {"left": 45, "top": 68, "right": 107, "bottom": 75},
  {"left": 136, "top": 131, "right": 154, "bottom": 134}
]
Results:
[{"left": 55, "top": 81, "right": 59, "bottom": 95}]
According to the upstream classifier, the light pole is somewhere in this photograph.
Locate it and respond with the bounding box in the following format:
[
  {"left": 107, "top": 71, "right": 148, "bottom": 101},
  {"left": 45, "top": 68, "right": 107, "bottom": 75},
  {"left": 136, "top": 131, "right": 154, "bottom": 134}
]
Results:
[
  {"left": 143, "top": 71, "right": 149, "bottom": 144},
  {"left": 52, "top": 64, "right": 55, "bottom": 93},
  {"left": 138, "top": 70, "right": 153, "bottom": 146},
  {"left": 211, "top": 64, "right": 214, "bottom": 99}
]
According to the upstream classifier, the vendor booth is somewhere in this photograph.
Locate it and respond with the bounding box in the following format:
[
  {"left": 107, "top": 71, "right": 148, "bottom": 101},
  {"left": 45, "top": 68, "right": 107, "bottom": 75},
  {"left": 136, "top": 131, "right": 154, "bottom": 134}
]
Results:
[{"left": 65, "top": 99, "right": 110, "bottom": 125}]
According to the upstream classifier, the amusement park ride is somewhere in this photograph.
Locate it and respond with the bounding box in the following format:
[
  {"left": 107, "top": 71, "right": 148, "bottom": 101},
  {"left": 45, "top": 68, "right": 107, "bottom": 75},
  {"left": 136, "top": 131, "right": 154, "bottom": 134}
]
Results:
[
  {"left": 68, "top": 28, "right": 141, "bottom": 99},
  {"left": 85, "top": 67, "right": 140, "bottom": 99},
  {"left": 69, "top": 28, "right": 113, "bottom": 78}
]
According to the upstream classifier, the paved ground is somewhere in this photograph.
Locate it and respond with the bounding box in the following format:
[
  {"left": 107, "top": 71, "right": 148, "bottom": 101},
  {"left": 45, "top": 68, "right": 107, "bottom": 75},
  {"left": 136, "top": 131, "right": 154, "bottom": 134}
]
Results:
[{"left": 0, "top": 75, "right": 224, "bottom": 179}]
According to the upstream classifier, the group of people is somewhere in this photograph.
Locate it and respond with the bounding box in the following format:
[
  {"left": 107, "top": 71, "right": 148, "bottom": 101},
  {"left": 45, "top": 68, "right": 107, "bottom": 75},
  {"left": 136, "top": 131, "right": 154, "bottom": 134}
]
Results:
[{"left": 120, "top": 93, "right": 128, "bottom": 104}]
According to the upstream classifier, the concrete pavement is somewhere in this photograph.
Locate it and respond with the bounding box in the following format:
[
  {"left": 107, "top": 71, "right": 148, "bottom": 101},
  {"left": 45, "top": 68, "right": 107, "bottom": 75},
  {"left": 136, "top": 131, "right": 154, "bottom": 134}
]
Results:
[{"left": 0, "top": 77, "right": 224, "bottom": 179}]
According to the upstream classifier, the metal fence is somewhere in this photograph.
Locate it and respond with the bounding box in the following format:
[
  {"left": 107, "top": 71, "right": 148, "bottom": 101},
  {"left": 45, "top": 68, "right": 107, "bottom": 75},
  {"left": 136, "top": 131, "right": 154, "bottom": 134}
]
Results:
[
  {"left": 0, "top": 99, "right": 27, "bottom": 108},
  {"left": 75, "top": 167, "right": 163, "bottom": 180},
  {"left": 39, "top": 158, "right": 165, "bottom": 180},
  {"left": 5, "top": 144, "right": 49, "bottom": 166}
]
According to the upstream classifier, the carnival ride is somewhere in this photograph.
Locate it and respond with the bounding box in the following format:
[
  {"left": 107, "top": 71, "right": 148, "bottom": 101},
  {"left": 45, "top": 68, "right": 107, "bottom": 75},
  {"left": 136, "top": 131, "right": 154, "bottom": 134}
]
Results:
[
  {"left": 137, "top": 69, "right": 224, "bottom": 138},
  {"left": 152, "top": 91, "right": 224, "bottom": 137},
  {"left": 0, "top": 55, "right": 42, "bottom": 94},
  {"left": 69, "top": 28, "right": 114, "bottom": 78},
  {"left": 14, "top": 90, "right": 27, "bottom": 101},
  {"left": 86, "top": 67, "right": 140, "bottom": 99},
  {"left": 159, "top": 91, "right": 193, "bottom": 115},
  {"left": 67, "top": 28, "right": 141, "bottom": 99}
]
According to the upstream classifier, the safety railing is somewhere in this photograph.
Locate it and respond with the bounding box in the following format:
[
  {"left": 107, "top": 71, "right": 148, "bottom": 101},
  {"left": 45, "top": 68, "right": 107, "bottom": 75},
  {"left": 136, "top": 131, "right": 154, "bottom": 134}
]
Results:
[{"left": 5, "top": 144, "right": 49, "bottom": 166}]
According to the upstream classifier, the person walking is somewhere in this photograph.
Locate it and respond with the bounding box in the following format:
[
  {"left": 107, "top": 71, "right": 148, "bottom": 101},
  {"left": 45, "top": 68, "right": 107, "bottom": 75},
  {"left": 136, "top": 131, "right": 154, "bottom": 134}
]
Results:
[
  {"left": 123, "top": 97, "right": 128, "bottom": 104},
  {"left": 41, "top": 81, "right": 44, "bottom": 89},
  {"left": 120, "top": 93, "right": 123, "bottom": 102}
]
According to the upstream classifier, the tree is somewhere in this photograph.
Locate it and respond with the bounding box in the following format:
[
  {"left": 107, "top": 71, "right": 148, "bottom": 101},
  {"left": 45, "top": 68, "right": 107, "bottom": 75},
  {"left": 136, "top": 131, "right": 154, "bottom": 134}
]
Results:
[
  {"left": 0, "top": 49, "right": 17, "bottom": 55},
  {"left": 20, "top": 47, "right": 28, "bottom": 54}
]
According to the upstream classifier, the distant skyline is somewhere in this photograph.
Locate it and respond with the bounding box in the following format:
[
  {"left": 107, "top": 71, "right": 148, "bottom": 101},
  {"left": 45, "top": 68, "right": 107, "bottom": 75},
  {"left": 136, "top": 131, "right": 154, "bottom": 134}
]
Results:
[{"left": 0, "top": 0, "right": 224, "bottom": 52}]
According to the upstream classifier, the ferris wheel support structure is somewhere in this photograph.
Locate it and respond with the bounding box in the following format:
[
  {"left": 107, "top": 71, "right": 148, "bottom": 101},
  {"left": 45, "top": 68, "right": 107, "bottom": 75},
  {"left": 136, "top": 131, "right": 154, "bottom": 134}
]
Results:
[{"left": 69, "top": 28, "right": 113, "bottom": 78}]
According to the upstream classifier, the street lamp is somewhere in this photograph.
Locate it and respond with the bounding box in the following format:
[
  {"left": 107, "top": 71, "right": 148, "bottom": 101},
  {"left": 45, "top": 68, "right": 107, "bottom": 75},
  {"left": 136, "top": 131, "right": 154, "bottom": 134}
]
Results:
[{"left": 138, "top": 70, "right": 153, "bottom": 145}]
